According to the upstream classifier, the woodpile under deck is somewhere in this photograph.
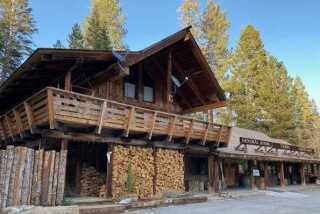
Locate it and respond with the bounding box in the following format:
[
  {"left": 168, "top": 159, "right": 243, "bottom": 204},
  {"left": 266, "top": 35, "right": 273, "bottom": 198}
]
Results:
[{"left": 0, "top": 87, "right": 230, "bottom": 144}]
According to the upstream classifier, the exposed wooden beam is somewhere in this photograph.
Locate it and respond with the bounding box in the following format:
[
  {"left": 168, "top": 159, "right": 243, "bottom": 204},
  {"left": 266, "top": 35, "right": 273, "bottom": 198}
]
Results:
[
  {"left": 181, "top": 101, "right": 226, "bottom": 114},
  {"left": 164, "top": 51, "right": 172, "bottom": 111},
  {"left": 137, "top": 63, "right": 144, "bottom": 102},
  {"left": 97, "top": 101, "right": 107, "bottom": 134},
  {"left": 173, "top": 59, "right": 206, "bottom": 105}
]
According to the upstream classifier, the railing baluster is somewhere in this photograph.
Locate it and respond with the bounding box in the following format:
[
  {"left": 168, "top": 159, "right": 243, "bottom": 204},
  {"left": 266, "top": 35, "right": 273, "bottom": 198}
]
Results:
[
  {"left": 97, "top": 100, "right": 107, "bottom": 134},
  {"left": 186, "top": 118, "right": 194, "bottom": 144},
  {"left": 148, "top": 112, "right": 158, "bottom": 140},
  {"left": 24, "top": 101, "right": 34, "bottom": 134},
  {"left": 168, "top": 115, "right": 177, "bottom": 142},
  {"left": 13, "top": 109, "right": 23, "bottom": 137},
  {"left": 202, "top": 122, "right": 210, "bottom": 145},
  {"left": 125, "top": 106, "right": 135, "bottom": 137},
  {"left": 47, "top": 89, "right": 55, "bottom": 129}
]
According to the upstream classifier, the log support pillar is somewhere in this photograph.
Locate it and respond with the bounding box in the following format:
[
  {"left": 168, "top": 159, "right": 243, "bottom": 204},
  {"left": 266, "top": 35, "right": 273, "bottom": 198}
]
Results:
[
  {"left": 279, "top": 162, "right": 285, "bottom": 188},
  {"left": 208, "top": 156, "right": 220, "bottom": 193},
  {"left": 300, "top": 163, "right": 306, "bottom": 186},
  {"left": 264, "top": 162, "right": 268, "bottom": 190},
  {"left": 249, "top": 160, "right": 256, "bottom": 190},
  {"left": 106, "top": 145, "right": 113, "bottom": 197}
]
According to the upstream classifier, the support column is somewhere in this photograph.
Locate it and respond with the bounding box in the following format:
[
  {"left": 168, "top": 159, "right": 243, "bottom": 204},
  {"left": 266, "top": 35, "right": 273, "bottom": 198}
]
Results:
[
  {"left": 279, "top": 162, "right": 285, "bottom": 188},
  {"left": 264, "top": 162, "right": 268, "bottom": 190},
  {"left": 208, "top": 156, "right": 220, "bottom": 193},
  {"left": 300, "top": 163, "right": 306, "bottom": 186},
  {"left": 106, "top": 145, "right": 114, "bottom": 197},
  {"left": 249, "top": 160, "right": 256, "bottom": 190},
  {"left": 75, "top": 144, "right": 82, "bottom": 195}
]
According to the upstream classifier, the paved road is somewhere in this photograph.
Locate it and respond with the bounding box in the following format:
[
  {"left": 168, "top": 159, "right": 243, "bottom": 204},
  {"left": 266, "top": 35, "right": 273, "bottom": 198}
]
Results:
[{"left": 128, "top": 191, "right": 320, "bottom": 214}]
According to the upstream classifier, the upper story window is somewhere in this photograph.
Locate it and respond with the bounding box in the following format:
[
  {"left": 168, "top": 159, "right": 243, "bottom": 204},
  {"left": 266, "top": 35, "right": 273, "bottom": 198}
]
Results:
[
  {"left": 124, "top": 70, "right": 138, "bottom": 99},
  {"left": 143, "top": 73, "right": 155, "bottom": 103}
]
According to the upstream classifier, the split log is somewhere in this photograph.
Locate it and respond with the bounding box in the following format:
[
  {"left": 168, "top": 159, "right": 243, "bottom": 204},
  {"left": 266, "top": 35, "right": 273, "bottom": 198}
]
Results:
[{"left": 56, "top": 150, "right": 67, "bottom": 205}]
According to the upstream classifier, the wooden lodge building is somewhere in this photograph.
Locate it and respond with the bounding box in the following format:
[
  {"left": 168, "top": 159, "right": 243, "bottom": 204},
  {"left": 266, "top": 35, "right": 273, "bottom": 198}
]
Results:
[{"left": 0, "top": 27, "right": 319, "bottom": 208}]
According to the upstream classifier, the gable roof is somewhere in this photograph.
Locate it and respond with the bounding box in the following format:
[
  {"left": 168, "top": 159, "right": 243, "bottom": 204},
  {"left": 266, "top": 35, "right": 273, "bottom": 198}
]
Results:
[{"left": 0, "top": 27, "right": 225, "bottom": 113}]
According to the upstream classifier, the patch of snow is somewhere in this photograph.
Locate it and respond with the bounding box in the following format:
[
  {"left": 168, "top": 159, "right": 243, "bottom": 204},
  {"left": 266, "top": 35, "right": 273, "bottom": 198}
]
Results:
[{"left": 265, "top": 191, "right": 308, "bottom": 198}]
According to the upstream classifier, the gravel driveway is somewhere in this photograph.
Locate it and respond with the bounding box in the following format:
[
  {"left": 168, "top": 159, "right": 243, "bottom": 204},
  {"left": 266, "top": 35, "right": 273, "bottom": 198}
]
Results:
[{"left": 128, "top": 190, "right": 320, "bottom": 214}]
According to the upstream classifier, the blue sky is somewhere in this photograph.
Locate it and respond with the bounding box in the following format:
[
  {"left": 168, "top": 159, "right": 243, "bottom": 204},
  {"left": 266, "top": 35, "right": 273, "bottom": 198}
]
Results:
[{"left": 29, "top": 0, "right": 320, "bottom": 107}]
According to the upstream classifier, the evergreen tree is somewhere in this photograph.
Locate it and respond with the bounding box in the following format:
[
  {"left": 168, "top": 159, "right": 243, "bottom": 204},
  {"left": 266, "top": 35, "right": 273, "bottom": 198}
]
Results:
[
  {"left": 68, "top": 23, "right": 85, "bottom": 49},
  {"left": 85, "top": 8, "right": 111, "bottom": 50},
  {"left": 52, "top": 40, "right": 65, "bottom": 48},
  {"left": 84, "top": 0, "right": 126, "bottom": 49},
  {"left": 0, "top": 0, "right": 37, "bottom": 83},
  {"left": 178, "top": 0, "right": 201, "bottom": 39},
  {"left": 227, "top": 25, "right": 268, "bottom": 130},
  {"left": 201, "top": 0, "right": 230, "bottom": 84}
]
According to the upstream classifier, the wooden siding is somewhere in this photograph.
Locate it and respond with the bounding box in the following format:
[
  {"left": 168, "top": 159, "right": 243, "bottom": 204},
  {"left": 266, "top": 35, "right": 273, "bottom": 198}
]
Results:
[{"left": 0, "top": 87, "right": 230, "bottom": 144}]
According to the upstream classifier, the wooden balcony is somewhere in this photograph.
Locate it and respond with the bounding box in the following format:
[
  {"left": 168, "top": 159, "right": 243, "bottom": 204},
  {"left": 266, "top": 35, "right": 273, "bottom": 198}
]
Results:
[{"left": 0, "top": 87, "right": 230, "bottom": 145}]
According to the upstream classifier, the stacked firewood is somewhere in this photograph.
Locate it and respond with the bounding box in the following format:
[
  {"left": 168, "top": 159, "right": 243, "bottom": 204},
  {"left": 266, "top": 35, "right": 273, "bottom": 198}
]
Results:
[
  {"left": 112, "top": 145, "right": 154, "bottom": 200},
  {"left": 80, "top": 166, "right": 104, "bottom": 197},
  {"left": 155, "top": 148, "right": 185, "bottom": 194}
]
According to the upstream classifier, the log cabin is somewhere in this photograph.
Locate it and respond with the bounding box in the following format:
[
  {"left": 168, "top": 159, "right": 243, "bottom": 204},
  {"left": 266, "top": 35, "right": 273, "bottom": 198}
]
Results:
[
  {"left": 0, "top": 27, "right": 319, "bottom": 208},
  {"left": 0, "top": 27, "right": 230, "bottom": 206}
]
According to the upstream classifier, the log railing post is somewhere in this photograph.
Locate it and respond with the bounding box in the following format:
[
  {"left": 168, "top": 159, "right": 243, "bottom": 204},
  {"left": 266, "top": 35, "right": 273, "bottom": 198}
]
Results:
[
  {"left": 24, "top": 101, "right": 34, "bottom": 134},
  {"left": 97, "top": 100, "right": 107, "bottom": 134},
  {"left": 186, "top": 118, "right": 194, "bottom": 144},
  {"left": 13, "top": 109, "right": 23, "bottom": 137},
  {"left": 125, "top": 107, "right": 135, "bottom": 137},
  {"left": 168, "top": 115, "right": 177, "bottom": 142},
  {"left": 47, "top": 89, "right": 55, "bottom": 129},
  {"left": 279, "top": 162, "right": 285, "bottom": 188},
  {"left": 148, "top": 112, "right": 157, "bottom": 140}
]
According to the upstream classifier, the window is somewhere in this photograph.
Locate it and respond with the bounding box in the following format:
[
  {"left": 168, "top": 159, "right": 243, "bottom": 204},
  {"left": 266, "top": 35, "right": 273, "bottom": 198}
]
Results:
[
  {"left": 124, "top": 82, "right": 136, "bottom": 98},
  {"left": 144, "top": 86, "right": 154, "bottom": 102},
  {"left": 143, "top": 73, "right": 155, "bottom": 103}
]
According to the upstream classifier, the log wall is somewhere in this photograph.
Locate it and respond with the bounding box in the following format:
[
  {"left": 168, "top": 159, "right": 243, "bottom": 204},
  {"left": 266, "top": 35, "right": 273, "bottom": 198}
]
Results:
[
  {"left": 111, "top": 145, "right": 184, "bottom": 200},
  {"left": 0, "top": 146, "right": 67, "bottom": 208}
]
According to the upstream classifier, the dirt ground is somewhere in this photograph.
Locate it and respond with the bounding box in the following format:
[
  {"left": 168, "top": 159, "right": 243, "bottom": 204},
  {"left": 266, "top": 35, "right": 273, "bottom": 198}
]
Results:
[{"left": 128, "top": 190, "right": 320, "bottom": 214}]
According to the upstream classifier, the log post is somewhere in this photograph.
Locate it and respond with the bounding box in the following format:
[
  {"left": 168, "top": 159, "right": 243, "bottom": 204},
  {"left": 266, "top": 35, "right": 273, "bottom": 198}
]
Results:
[
  {"left": 75, "top": 144, "right": 82, "bottom": 195},
  {"left": 208, "top": 156, "right": 214, "bottom": 193},
  {"left": 249, "top": 160, "right": 256, "bottom": 190},
  {"left": 106, "top": 145, "right": 113, "bottom": 197},
  {"left": 264, "top": 162, "right": 268, "bottom": 190},
  {"left": 164, "top": 50, "right": 172, "bottom": 111},
  {"left": 300, "top": 162, "right": 306, "bottom": 186},
  {"left": 213, "top": 156, "right": 220, "bottom": 192},
  {"left": 279, "top": 162, "right": 285, "bottom": 188},
  {"left": 64, "top": 71, "right": 72, "bottom": 91}
]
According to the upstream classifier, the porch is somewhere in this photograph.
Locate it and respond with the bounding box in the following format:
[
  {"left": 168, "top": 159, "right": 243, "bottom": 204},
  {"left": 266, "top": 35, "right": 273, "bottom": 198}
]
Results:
[{"left": 0, "top": 87, "right": 230, "bottom": 145}]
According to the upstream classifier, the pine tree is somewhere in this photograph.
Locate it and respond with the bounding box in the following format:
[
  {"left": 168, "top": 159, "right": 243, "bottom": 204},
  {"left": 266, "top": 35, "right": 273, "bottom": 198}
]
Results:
[
  {"left": 201, "top": 0, "right": 230, "bottom": 83},
  {"left": 52, "top": 40, "right": 65, "bottom": 48},
  {"left": 178, "top": 0, "right": 201, "bottom": 39},
  {"left": 84, "top": 0, "right": 126, "bottom": 50},
  {"left": 68, "top": 23, "right": 85, "bottom": 49},
  {"left": 227, "top": 25, "right": 268, "bottom": 130},
  {"left": 0, "top": 0, "right": 37, "bottom": 83}
]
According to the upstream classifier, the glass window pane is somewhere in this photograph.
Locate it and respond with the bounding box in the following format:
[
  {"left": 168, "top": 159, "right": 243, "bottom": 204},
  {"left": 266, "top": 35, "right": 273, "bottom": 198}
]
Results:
[
  {"left": 125, "top": 82, "right": 136, "bottom": 98},
  {"left": 144, "top": 86, "right": 154, "bottom": 102}
]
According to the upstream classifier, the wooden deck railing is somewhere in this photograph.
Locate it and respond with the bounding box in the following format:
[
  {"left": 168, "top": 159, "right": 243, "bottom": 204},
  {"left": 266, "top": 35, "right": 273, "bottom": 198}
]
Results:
[{"left": 0, "top": 87, "right": 230, "bottom": 144}]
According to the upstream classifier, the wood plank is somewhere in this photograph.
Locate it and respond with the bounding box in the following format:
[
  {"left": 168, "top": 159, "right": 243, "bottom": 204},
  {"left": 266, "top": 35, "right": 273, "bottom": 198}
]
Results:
[
  {"left": 35, "top": 149, "right": 44, "bottom": 205},
  {"left": 47, "top": 89, "right": 55, "bottom": 129},
  {"left": 41, "top": 151, "right": 50, "bottom": 206},
  {"left": 24, "top": 102, "right": 34, "bottom": 134},
  {"left": 97, "top": 101, "right": 107, "bottom": 134},
  {"left": 6, "top": 147, "right": 19, "bottom": 207},
  {"left": 0, "top": 149, "right": 7, "bottom": 208},
  {"left": 14, "top": 110, "right": 23, "bottom": 137},
  {"left": 148, "top": 112, "right": 157, "bottom": 140},
  {"left": 47, "top": 151, "right": 56, "bottom": 206},
  {"left": 185, "top": 119, "right": 194, "bottom": 144},
  {"left": 202, "top": 122, "right": 210, "bottom": 145},
  {"left": 56, "top": 150, "right": 67, "bottom": 205},
  {"left": 125, "top": 107, "right": 135, "bottom": 137},
  {"left": 21, "top": 148, "right": 33, "bottom": 205},
  {"left": 13, "top": 147, "right": 27, "bottom": 206},
  {"left": 168, "top": 116, "right": 177, "bottom": 142},
  {"left": 31, "top": 150, "right": 39, "bottom": 204},
  {"left": 52, "top": 152, "right": 60, "bottom": 206}
]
